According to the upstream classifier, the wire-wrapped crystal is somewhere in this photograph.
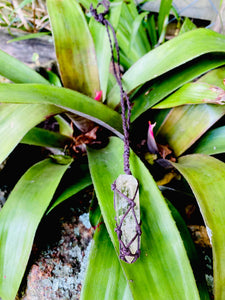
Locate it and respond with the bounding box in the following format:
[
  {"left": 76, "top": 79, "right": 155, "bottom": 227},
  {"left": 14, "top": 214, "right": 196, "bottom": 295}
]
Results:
[{"left": 112, "top": 174, "right": 141, "bottom": 263}]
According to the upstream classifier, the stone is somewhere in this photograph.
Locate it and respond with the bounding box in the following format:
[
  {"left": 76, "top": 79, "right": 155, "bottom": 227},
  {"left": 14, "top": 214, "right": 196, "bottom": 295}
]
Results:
[
  {"left": 0, "top": 28, "right": 56, "bottom": 67},
  {"left": 114, "top": 174, "right": 140, "bottom": 263}
]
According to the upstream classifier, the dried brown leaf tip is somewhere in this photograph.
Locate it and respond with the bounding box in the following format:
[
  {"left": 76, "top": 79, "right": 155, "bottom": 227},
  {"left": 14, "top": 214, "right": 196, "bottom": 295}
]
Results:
[
  {"left": 206, "top": 86, "right": 225, "bottom": 104},
  {"left": 157, "top": 144, "right": 173, "bottom": 160},
  {"left": 69, "top": 126, "right": 100, "bottom": 154}
]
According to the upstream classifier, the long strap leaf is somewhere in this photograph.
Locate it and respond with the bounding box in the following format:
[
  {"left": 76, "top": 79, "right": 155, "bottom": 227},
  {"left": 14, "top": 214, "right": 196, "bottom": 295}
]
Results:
[
  {"left": 172, "top": 155, "right": 225, "bottom": 300},
  {"left": 153, "top": 82, "right": 225, "bottom": 108},
  {"left": 156, "top": 104, "right": 225, "bottom": 156},
  {"left": 0, "top": 49, "right": 49, "bottom": 84},
  {"left": 81, "top": 220, "right": 132, "bottom": 300},
  {"left": 47, "top": 0, "right": 100, "bottom": 97},
  {"left": 131, "top": 55, "right": 225, "bottom": 121},
  {"left": 153, "top": 66, "right": 225, "bottom": 109},
  {"left": 21, "top": 127, "right": 73, "bottom": 149},
  {"left": 0, "top": 157, "right": 72, "bottom": 300},
  {"left": 0, "top": 103, "right": 63, "bottom": 165},
  {"left": 107, "top": 29, "right": 225, "bottom": 108},
  {"left": 87, "top": 137, "right": 200, "bottom": 299},
  {"left": 193, "top": 126, "right": 225, "bottom": 155},
  {"left": 0, "top": 84, "right": 123, "bottom": 138}
]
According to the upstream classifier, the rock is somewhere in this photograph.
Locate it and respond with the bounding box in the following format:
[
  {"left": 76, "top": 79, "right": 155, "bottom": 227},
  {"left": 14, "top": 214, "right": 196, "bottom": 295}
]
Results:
[
  {"left": 16, "top": 194, "right": 94, "bottom": 300},
  {"left": 0, "top": 28, "right": 56, "bottom": 67}
]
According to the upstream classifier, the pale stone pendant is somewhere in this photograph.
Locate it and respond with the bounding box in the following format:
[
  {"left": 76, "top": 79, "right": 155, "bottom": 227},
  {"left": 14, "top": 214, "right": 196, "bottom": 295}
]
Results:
[{"left": 113, "top": 174, "right": 141, "bottom": 263}]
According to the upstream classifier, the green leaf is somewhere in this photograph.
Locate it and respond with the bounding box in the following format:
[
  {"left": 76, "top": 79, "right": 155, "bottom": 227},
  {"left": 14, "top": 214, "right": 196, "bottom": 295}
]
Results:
[
  {"left": 84, "top": 196, "right": 209, "bottom": 299},
  {"left": 47, "top": 0, "right": 100, "bottom": 97},
  {"left": 81, "top": 220, "right": 132, "bottom": 300},
  {"left": 131, "top": 55, "right": 225, "bottom": 121},
  {"left": 89, "top": 1, "right": 123, "bottom": 101},
  {"left": 0, "top": 158, "right": 72, "bottom": 300},
  {"left": 167, "top": 200, "right": 210, "bottom": 299},
  {"left": 198, "top": 66, "right": 225, "bottom": 89},
  {"left": 158, "top": 0, "right": 173, "bottom": 43},
  {"left": 156, "top": 104, "right": 225, "bottom": 157},
  {"left": 88, "top": 20, "right": 109, "bottom": 101},
  {"left": 146, "top": 14, "right": 157, "bottom": 48},
  {"left": 193, "top": 126, "right": 225, "bottom": 155},
  {"left": 0, "top": 49, "right": 49, "bottom": 84},
  {"left": 170, "top": 5, "right": 180, "bottom": 23},
  {"left": 89, "top": 194, "right": 101, "bottom": 228},
  {"left": 49, "top": 154, "right": 73, "bottom": 165},
  {"left": 54, "top": 115, "right": 73, "bottom": 137},
  {"left": 47, "top": 172, "right": 92, "bottom": 214},
  {"left": 179, "top": 18, "right": 197, "bottom": 35},
  {"left": 153, "top": 66, "right": 225, "bottom": 109},
  {"left": 172, "top": 155, "right": 225, "bottom": 300},
  {"left": 126, "top": 1, "right": 150, "bottom": 55},
  {"left": 116, "top": 1, "right": 149, "bottom": 69},
  {"left": 7, "top": 32, "right": 51, "bottom": 43},
  {"left": 46, "top": 71, "right": 62, "bottom": 87},
  {"left": 0, "top": 84, "right": 123, "bottom": 138},
  {"left": 21, "top": 127, "right": 73, "bottom": 149},
  {"left": 0, "top": 103, "right": 63, "bottom": 165},
  {"left": 87, "top": 137, "right": 200, "bottom": 299},
  {"left": 129, "top": 12, "right": 149, "bottom": 52},
  {"left": 153, "top": 82, "right": 225, "bottom": 108},
  {"left": 77, "top": 0, "right": 98, "bottom": 11},
  {"left": 154, "top": 67, "right": 225, "bottom": 156},
  {"left": 107, "top": 29, "right": 225, "bottom": 108}
]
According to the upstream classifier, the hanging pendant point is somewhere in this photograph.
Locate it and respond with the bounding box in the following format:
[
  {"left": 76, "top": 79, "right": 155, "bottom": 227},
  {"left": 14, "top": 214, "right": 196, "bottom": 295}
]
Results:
[{"left": 113, "top": 174, "right": 141, "bottom": 263}]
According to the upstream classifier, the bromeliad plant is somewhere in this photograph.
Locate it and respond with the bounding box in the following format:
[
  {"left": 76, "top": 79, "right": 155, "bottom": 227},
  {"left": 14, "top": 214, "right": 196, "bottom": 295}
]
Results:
[{"left": 0, "top": 0, "right": 225, "bottom": 299}]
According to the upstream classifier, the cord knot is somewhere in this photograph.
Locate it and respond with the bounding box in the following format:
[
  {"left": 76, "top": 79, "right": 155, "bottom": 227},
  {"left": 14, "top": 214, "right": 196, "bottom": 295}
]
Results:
[{"left": 90, "top": 0, "right": 110, "bottom": 25}]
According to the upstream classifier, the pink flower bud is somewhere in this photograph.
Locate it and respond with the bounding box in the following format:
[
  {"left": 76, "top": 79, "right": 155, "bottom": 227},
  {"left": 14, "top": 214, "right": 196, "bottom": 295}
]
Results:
[
  {"left": 94, "top": 90, "right": 103, "bottom": 101},
  {"left": 147, "top": 121, "right": 158, "bottom": 154}
]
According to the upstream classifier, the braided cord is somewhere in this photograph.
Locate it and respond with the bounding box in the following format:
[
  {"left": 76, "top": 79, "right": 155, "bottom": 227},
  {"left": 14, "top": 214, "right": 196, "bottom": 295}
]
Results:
[
  {"left": 90, "top": 0, "right": 141, "bottom": 264},
  {"left": 90, "top": 0, "right": 131, "bottom": 175}
]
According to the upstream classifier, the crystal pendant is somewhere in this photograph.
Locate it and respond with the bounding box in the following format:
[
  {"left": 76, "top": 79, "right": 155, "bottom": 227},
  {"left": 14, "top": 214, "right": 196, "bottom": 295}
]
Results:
[{"left": 113, "top": 174, "right": 141, "bottom": 263}]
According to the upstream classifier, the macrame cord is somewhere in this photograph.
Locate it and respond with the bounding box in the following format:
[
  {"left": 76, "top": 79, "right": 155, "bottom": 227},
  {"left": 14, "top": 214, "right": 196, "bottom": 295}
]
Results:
[{"left": 90, "top": 0, "right": 141, "bottom": 263}]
